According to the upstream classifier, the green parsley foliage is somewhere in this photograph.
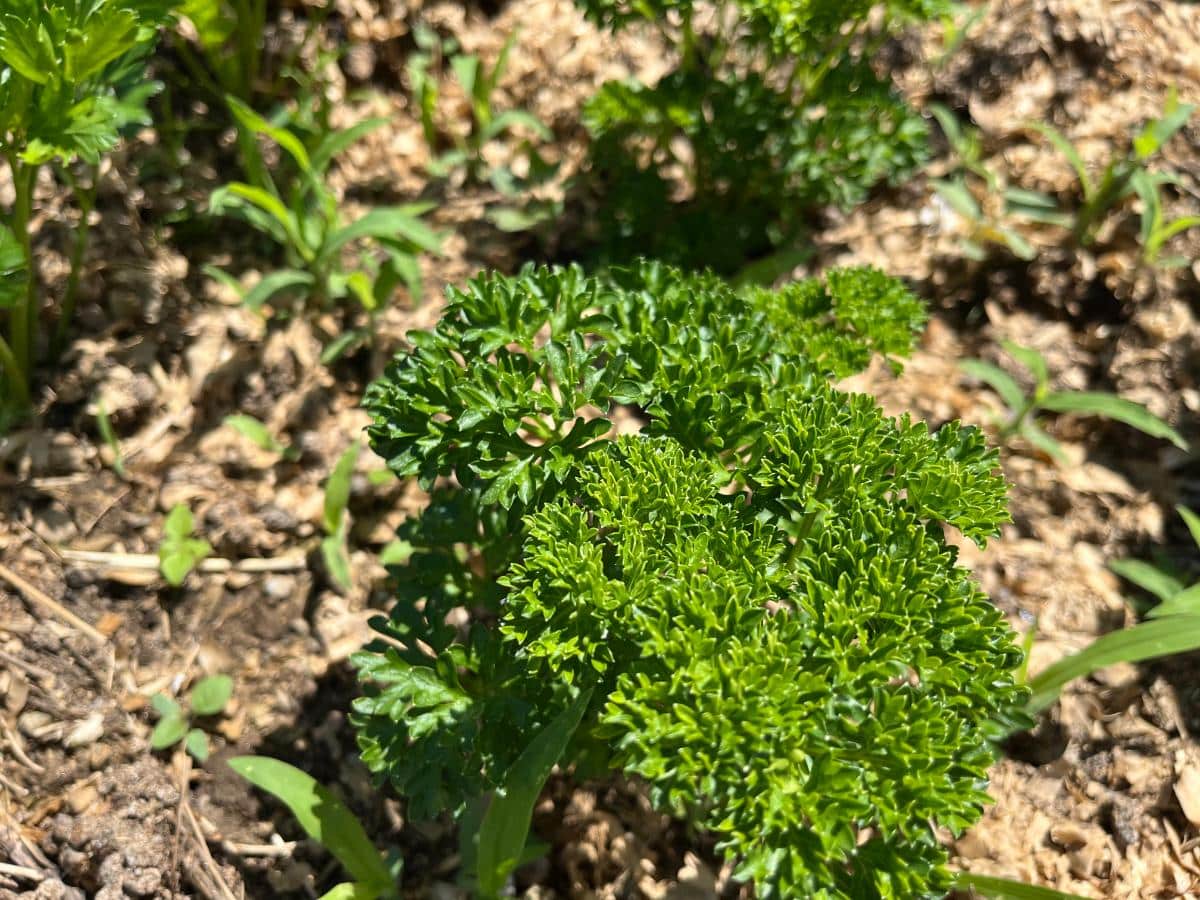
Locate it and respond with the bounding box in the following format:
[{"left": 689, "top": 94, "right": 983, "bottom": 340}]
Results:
[
  {"left": 572, "top": 0, "right": 945, "bottom": 273},
  {"left": 355, "top": 262, "right": 1024, "bottom": 899},
  {"left": 1, "top": 0, "right": 170, "bottom": 422}
]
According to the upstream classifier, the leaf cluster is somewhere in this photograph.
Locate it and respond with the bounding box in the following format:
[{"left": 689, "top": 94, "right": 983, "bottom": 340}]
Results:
[
  {"left": 0, "top": 0, "right": 170, "bottom": 165},
  {"left": 961, "top": 340, "right": 1188, "bottom": 464},
  {"left": 571, "top": 0, "right": 942, "bottom": 272},
  {"left": 354, "top": 263, "right": 1026, "bottom": 898},
  {"left": 208, "top": 99, "right": 443, "bottom": 362}
]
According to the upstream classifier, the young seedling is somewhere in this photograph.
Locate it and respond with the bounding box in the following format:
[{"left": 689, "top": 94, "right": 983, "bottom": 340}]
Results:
[
  {"left": 158, "top": 504, "right": 213, "bottom": 586},
  {"left": 1031, "top": 89, "right": 1195, "bottom": 247},
  {"left": 229, "top": 756, "right": 401, "bottom": 899},
  {"left": 1026, "top": 507, "right": 1200, "bottom": 713},
  {"left": 0, "top": 0, "right": 170, "bottom": 424},
  {"left": 961, "top": 340, "right": 1188, "bottom": 464},
  {"left": 408, "top": 27, "right": 551, "bottom": 186},
  {"left": 95, "top": 396, "right": 126, "bottom": 477},
  {"left": 224, "top": 413, "right": 299, "bottom": 461},
  {"left": 150, "top": 674, "right": 233, "bottom": 762},
  {"left": 320, "top": 442, "right": 360, "bottom": 592},
  {"left": 930, "top": 104, "right": 1070, "bottom": 262},
  {"left": 1130, "top": 169, "right": 1200, "bottom": 268},
  {"left": 207, "top": 100, "right": 443, "bottom": 362}
]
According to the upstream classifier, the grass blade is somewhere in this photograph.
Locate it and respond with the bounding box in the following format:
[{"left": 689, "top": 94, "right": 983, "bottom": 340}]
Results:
[
  {"left": 1040, "top": 391, "right": 1188, "bottom": 450},
  {"left": 1027, "top": 616, "right": 1200, "bottom": 712}
]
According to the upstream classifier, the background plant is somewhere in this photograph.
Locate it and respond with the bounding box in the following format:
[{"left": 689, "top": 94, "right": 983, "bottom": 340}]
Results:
[
  {"left": 1031, "top": 90, "right": 1195, "bottom": 248},
  {"left": 573, "top": 0, "right": 950, "bottom": 273},
  {"left": 0, "top": 0, "right": 171, "bottom": 425},
  {"left": 1026, "top": 507, "right": 1200, "bottom": 712},
  {"left": 354, "top": 262, "right": 1026, "bottom": 899},
  {"left": 207, "top": 99, "right": 443, "bottom": 363},
  {"left": 408, "top": 26, "right": 551, "bottom": 187},
  {"left": 961, "top": 340, "right": 1188, "bottom": 464}
]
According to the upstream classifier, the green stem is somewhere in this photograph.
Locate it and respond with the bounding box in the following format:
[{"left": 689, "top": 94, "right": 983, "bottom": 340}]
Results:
[
  {"left": 54, "top": 165, "right": 96, "bottom": 355},
  {"left": 7, "top": 153, "right": 38, "bottom": 384},
  {"left": 0, "top": 331, "right": 31, "bottom": 412}
]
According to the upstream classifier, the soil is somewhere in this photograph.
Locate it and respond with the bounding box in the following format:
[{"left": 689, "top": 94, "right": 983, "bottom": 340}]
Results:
[{"left": 2, "top": 1, "right": 1200, "bottom": 898}]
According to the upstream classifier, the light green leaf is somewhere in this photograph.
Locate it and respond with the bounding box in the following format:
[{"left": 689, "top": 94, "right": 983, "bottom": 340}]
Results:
[
  {"left": 1133, "top": 90, "right": 1195, "bottom": 160},
  {"left": 1040, "top": 391, "right": 1188, "bottom": 450},
  {"left": 321, "top": 528, "right": 353, "bottom": 593},
  {"left": 224, "top": 414, "right": 297, "bottom": 459},
  {"left": 474, "top": 689, "right": 592, "bottom": 898},
  {"left": 932, "top": 177, "right": 982, "bottom": 220},
  {"left": 1109, "top": 559, "right": 1183, "bottom": 604},
  {"left": 210, "top": 183, "right": 308, "bottom": 258},
  {"left": 159, "top": 505, "right": 212, "bottom": 587},
  {"left": 185, "top": 728, "right": 210, "bottom": 761},
  {"left": 311, "top": 117, "right": 390, "bottom": 176},
  {"left": 956, "top": 871, "right": 1092, "bottom": 899},
  {"left": 321, "top": 207, "right": 443, "bottom": 262},
  {"left": 482, "top": 109, "right": 551, "bottom": 143},
  {"left": 959, "top": 359, "right": 1025, "bottom": 413},
  {"left": 190, "top": 675, "right": 233, "bottom": 716},
  {"left": 1148, "top": 584, "right": 1200, "bottom": 619},
  {"left": 1027, "top": 616, "right": 1200, "bottom": 712},
  {"left": 1019, "top": 419, "right": 1069, "bottom": 465},
  {"left": 151, "top": 693, "right": 183, "bottom": 719},
  {"left": 227, "top": 96, "right": 312, "bottom": 173},
  {"left": 1030, "top": 122, "right": 1092, "bottom": 198},
  {"left": 1000, "top": 341, "right": 1049, "bottom": 390},
  {"left": 241, "top": 269, "right": 315, "bottom": 311},
  {"left": 324, "top": 443, "right": 361, "bottom": 536},
  {"left": 317, "top": 884, "right": 383, "bottom": 900},
  {"left": 151, "top": 713, "right": 188, "bottom": 749},
  {"left": 228, "top": 757, "right": 394, "bottom": 894},
  {"left": 1178, "top": 506, "right": 1200, "bottom": 550}
]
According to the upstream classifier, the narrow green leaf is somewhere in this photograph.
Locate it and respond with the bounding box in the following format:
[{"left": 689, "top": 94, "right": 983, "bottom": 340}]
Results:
[
  {"left": 1040, "top": 391, "right": 1188, "bottom": 450},
  {"left": 956, "top": 871, "right": 1092, "bottom": 899},
  {"left": 1178, "top": 506, "right": 1200, "bottom": 550},
  {"left": 227, "top": 96, "right": 312, "bottom": 173},
  {"left": 228, "top": 757, "right": 394, "bottom": 894},
  {"left": 1000, "top": 341, "right": 1049, "bottom": 389},
  {"left": 190, "top": 675, "right": 233, "bottom": 716},
  {"left": 321, "top": 207, "right": 443, "bottom": 263},
  {"left": 959, "top": 359, "right": 1025, "bottom": 413},
  {"left": 1018, "top": 419, "right": 1070, "bottom": 465},
  {"left": 1027, "top": 616, "right": 1200, "bottom": 712},
  {"left": 241, "top": 269, "right": 315, "bottom": 311},
  {"left": 317, "top": 884, "right": 383, "bottom": 900},
  {"left": 311, "top": 117, "right": 390, "bottom": 175},
  {"left": 1109, "top": 559, "right": 1183, "bottom": 603},
  {"left": 1030, "top": 122, "right": 1092, "bottom": 198},
  {"left": 933, "top": 177, "right": 982, "bottom": 220},
  {"left": 474, "top": 689, "right": 592, "bottom": 897},
  {"left": 324, "top": 443, "right": 361, "bottom": 536},
  {"left": 1148, "top": 584, "right": 1200, "bottom": 619},
  {"left": 322, "top": 529, "right": 353, "bottom": 593},
  {"left": 225, "top": 414, "right": 291, "bottom": 457}
]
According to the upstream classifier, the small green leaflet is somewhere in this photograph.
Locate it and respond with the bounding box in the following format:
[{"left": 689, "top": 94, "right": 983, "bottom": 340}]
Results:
[{"left": 158, "top": 504, "right": 212, "bottom": 586}]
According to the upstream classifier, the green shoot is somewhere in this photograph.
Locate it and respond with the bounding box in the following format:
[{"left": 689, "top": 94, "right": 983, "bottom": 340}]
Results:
[
  {"left": 158, "top": 504, "right": 213, "bottom": 587},
  {"left": 961, "top": 341, "right": 1188, "bottom": 464},
  {"left": 321, "top": 442, "right": 360, "bottom": 592},
  {"left": 229, "top": 756, "right": 400, "bottom": 900},
  {"left": 150, "top": 674, "right": 233, "bottom": 762}
]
